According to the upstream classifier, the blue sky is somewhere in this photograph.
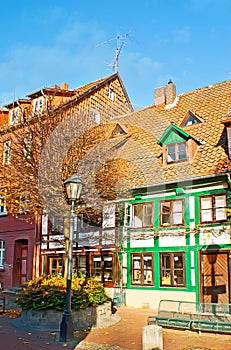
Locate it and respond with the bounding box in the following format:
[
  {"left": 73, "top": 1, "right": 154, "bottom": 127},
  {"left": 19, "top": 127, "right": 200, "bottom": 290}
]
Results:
[{"left": 1, "top": 0, "right": 231, "bottom": 109}]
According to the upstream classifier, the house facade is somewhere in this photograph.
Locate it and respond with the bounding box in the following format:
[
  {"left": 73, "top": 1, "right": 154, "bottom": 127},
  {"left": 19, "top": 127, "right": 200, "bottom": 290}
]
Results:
[
  {"left": 78, "top": 79, "right": 231, "bottom": 308},
  {"left": 0, "top": 73, "right": 132, "bottom": 289}
]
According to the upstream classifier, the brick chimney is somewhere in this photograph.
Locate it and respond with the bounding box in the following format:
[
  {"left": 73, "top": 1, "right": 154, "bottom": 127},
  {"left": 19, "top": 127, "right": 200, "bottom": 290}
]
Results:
[
  {"left": 165, "top": 80, "right": 176, "bottom": 104},
  {"left": 154, "top": 80, "right": 176, "bottom": 106},
  {"left": 60, "top": 82, "right": 69, "bottom": 90}
]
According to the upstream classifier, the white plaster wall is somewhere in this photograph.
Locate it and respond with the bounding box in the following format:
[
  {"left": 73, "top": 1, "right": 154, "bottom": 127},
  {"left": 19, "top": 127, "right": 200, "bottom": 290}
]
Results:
[{"left": 125, "top": 289, "right": 196, "bottom": 309}]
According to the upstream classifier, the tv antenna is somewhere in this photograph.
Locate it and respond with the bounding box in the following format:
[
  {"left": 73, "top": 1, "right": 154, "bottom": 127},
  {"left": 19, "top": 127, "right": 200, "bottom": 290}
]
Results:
[{"left": 97, "top": 32, "right": 131, "bottom": 72}]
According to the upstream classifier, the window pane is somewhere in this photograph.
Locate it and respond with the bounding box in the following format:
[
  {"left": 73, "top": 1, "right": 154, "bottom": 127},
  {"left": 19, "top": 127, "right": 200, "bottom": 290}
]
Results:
[
  {"left": 143, "top": 204, "right": 153, "bottom": 227},
  {"left": 144, "top": 270, "right": 152, "bottom": 284},
  {"left": 133, "top": 204, "right": 143, "bottom": 227},
  {"left": 201, "top": 209, "right": 212, "bottom": 222},
  {"left": 143, "top": 255, "right": 152, "bottom": 269},
  {"left": 178, "top": 143, "right": 187, "bottom": 160},
  {"left": 201, "top": 197, "right": 212, "bottom": 222},
  {"left": 161, "top": 202, "right": 170, "bottom": 224},
  {"left": 133, "top": 256, "right": 141, "bottom": 269},
  {"left": 172, "top": 201, "right": 183, "bottom": 225},
  {"left": 215, "top": 196, "right": 227, "bottom": 220},
  {"left": 201, "top": 197, "right": 212, "bottom": 209},
  {"left": 167, "top": 145, "right": 176, "bottom": 162},
  {"left": 174, "top": 254, "right": 183, "bottom": 268},
  {"left": 133, "top": 269, "right": 141, "bottom": 283},
  {"left": 173, "top": 270, "right": 184, "bottom": 285},
  {"left": 161, "top": 270, "right": 171, "bottom": 285},
  {"left": 104, "top": 255, "right": 113, "bottom": 281}
]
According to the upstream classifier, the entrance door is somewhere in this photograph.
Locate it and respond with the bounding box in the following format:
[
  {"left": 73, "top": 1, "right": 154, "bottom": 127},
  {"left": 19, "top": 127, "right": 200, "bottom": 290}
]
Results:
[
  {"left": 200, "top": 251, "right": 230, "bottom": 303},
  {"left": 13, "top": 240, "right": 28, "bottom": 286}
]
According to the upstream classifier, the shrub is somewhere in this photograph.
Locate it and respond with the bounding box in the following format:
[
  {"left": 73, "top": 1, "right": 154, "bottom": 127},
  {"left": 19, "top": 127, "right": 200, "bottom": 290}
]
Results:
[{"left": 16, "top": 275, "right": 110, "bottom": 311}]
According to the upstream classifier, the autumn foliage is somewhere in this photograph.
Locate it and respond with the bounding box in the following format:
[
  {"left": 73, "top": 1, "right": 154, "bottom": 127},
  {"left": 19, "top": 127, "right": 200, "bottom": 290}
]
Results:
[{"left": 16, "top": 275, "right": 110, "bottom": 311}]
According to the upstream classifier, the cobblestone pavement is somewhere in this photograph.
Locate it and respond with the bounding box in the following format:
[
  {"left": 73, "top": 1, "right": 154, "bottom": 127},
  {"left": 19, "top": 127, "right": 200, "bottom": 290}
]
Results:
[{"left": 2, "top": 307, "right": 231, "bottom": 349}]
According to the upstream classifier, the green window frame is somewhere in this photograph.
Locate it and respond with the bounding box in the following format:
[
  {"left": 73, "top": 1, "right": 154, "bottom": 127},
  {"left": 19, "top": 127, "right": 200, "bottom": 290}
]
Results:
[{"left": 160, "top": 252, "right": 185, "bottom": 287}]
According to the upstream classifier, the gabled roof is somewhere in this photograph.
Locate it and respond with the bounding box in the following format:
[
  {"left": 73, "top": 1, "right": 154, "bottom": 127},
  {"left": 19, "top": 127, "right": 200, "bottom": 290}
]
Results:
[
  {"left": 4, "top": 99, "right": 31, "bottom": 109},
  {"left": 87, "top": 79, "right": 231, "bottom": 191},
  {"left": 157, "top": 124, "right": 190, "bottom": 146},
  {"left": 58, "top": 73, "right": 132, "bottom": 110}
]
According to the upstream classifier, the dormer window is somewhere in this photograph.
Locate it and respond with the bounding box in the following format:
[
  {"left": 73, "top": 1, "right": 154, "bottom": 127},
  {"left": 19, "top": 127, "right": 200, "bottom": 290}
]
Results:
[
  {"left": 167, "top": 142, "right": 187, "bottom": 163},
  {"left": 10, "top": 107, "right": 20, "bottom": 125},
  {"left": 157, "top": 124, "right": 200, "bottom": 165},
  {"left": 110, "top": 123, "right": 127, "bottom": 138},
  {"left": 33, "top": 97, "right": 43, "bottom": 115},
  {"left": 181, "top": 111, "right": 203, "bottom": 127}
]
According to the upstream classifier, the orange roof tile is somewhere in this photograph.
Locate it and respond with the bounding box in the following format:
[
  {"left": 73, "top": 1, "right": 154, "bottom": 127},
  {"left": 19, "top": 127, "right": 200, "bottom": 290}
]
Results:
[{"left": 96, "top": 79, "right": 231, "bottom": 189}]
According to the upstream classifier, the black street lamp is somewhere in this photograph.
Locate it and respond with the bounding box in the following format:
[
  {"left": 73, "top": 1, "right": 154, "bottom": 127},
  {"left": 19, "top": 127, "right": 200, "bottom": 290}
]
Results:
[{"left": 60, "top": 173, "right": 84, "bottom": 342}]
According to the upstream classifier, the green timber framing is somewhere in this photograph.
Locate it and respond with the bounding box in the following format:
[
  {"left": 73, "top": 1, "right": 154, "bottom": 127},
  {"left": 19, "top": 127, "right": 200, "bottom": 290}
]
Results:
[{"left": 115, "top": 173, "right": 231, "bottom": 309}]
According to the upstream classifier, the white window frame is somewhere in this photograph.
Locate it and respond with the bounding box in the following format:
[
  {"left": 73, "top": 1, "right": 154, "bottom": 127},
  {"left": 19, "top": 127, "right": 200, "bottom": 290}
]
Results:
[
  {"left": 108, "top": 88, "right": 115, "bottom": 101},
  {"left": 3, "top": 140, "right": 12, "bottom": 165},
  {"left": 90, "top": 108, "right": 101, "bottom": 124},
  {"left": 33, "top": 97, "right": 44, "bottom": 115},
  {"left": 23, "top": 132, "right": 33, "bottom": 160},
  {"left": 0, "top": 196, "right": 7, "bottom": 215},
  {"left": 0, "top": 240, "right": 5, "bottom": 268},
  {"left": 10, "top": 107, "right": 20, "bottom": 125}
]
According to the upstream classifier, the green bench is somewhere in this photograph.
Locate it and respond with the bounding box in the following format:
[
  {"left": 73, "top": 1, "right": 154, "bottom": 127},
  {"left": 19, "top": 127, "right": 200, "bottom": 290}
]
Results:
[{"left": 148, "top": 299, "right": 231, "bottom": 333}]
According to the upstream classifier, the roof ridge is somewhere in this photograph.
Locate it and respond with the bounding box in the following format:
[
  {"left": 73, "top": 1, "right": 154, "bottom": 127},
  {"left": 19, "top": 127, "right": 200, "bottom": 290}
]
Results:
[{"left": 179, "top": 78, "right": 231, "bottom": 97}]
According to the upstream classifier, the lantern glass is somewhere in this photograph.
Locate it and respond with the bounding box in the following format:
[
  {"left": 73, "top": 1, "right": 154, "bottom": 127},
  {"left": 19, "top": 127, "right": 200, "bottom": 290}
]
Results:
[{"left": 64, "top": 173, "right": 84, "bottom": 202}]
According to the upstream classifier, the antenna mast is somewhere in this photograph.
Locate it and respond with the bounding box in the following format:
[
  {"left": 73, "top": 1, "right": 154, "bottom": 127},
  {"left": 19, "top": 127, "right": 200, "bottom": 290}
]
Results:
[{"left": 97, "top": 32, "right": 131, "bottom": 72}]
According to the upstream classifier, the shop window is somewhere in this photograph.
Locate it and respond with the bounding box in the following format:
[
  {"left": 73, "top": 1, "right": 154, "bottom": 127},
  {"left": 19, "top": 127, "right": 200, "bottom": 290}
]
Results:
[
  {"left": 160, "top": 199, "right": 184, "bottom": 226},
  {"left": 0, "top": 240, "right": 5, "bottom": 268},
  {"left": 200, "top": 194, "right": 227, "bottom": 223},
  {"left": 132, "top": 202, "right": 153, "bottom": 228},
  {"left": 131, "top": 253, "right": 153, "bottom": 286},
  {"left": 91, "top": 254, "right": 114, "bottom": 285},
  {"left": 160, "top": 252, "right": 185, "bottom": 287}
]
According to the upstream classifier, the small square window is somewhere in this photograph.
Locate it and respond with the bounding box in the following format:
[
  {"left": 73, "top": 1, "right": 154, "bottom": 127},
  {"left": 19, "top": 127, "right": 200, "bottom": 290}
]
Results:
[{"left": 167, "top": 142, "right": 187, "bottom": 163}]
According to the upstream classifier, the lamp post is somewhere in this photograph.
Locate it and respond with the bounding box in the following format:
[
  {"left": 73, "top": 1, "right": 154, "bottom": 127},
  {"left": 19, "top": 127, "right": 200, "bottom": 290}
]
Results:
[{"left": 60, "top": 173, "right": 84, "bottom": 342}]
